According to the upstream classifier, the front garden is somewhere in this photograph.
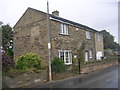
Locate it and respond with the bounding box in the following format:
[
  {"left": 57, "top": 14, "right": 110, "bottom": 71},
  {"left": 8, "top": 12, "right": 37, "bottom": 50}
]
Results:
[
  {"left": 2, "top": 53, "right": 48, "bottom": 88},
  {"left": 52, "top": 57, "right": 118, "bottom": 81},
  {"left": 2, "top": 52, "right": 119, "bottom": 88}
]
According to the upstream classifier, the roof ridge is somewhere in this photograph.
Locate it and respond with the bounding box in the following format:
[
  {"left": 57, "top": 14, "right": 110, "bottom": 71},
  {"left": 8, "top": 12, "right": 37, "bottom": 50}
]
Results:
[
  {"left": 50, "top": 14, "right": 100, "bottom": 32},
  {"left": 14, "top": 7, "right": 101, "bottom": 33}
]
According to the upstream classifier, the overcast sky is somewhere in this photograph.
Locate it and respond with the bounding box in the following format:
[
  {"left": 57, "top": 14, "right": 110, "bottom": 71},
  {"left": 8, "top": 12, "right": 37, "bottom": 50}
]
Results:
[{"left": 0, "top": 0, "right": 119, "bottom": 42}]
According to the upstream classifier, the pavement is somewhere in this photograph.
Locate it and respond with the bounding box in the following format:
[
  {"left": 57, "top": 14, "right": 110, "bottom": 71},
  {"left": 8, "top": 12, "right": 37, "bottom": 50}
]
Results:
[{"left": 29, "top": 64, "right": 119, "bottom": 88}]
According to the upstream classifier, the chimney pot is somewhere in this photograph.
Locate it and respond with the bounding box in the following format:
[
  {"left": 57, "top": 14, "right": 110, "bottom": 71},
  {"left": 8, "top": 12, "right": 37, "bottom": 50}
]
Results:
[{"left": 52, "top": 10, "right": 59, "bottom": 16}]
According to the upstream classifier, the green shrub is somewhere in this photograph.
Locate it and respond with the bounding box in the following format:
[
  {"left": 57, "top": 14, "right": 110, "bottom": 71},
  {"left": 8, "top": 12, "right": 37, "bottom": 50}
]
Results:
[
  {"left": 15, "top": 53, "right": 42, "bottom": 70},
  {"left": 51, "top": 57, "right": 66, "bottom": 73}
]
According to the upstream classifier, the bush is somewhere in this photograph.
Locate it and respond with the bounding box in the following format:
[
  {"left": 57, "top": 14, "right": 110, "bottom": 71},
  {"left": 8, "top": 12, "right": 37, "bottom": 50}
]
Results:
[
  {"left": 51, "top": 57, "right": 66, "bottom": 73},
  {"left": 15, "top": 53, "right": 42, "bottom": 70},
  {"left": 2, "top": 53, "right": 15, "bottom": 71}
]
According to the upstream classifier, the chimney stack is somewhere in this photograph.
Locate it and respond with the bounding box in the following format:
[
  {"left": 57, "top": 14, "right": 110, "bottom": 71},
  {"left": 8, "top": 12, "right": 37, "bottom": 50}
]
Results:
[{"left": 52, "top": 10, "right": 59, "bottom": 16}]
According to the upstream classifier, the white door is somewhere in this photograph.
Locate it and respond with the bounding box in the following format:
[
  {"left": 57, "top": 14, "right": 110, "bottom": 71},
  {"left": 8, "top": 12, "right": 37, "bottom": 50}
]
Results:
[
  {"left": 96, "top": 51, "right": 102, "bottom": 60},
  {"left": 85, "top": 51, "right": 88, "bottom": 62}
]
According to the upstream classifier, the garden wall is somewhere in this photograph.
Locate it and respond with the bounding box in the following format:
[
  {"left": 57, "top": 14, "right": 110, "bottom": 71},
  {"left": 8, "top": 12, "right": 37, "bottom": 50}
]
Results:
[{"left": 81, "top": 60, "right": 118, "bottom": 73}]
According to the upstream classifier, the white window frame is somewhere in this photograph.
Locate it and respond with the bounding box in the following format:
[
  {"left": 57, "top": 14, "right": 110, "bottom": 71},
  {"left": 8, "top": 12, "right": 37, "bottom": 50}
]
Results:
[
  {"left": 86, "top": 31, "right": 91, "bottom": 39},
  {"left": 58, "top": 50, "right": 72, "bottom": 65},
  {"left": 96, "top": 34, "right": 100, "bottom": 41},
  {"left": 96, "top": 51, "right": 102, "bottom": 60},
  {"left": 60, "top": 23, "right": 68, "bottom": 35},
  {"left": 89, "top": 50, "right": 92, "bottom": 58}
]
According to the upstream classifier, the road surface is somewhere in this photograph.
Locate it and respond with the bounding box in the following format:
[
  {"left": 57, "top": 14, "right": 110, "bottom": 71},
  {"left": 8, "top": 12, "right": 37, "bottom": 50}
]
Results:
[{"left": 32, "top": 65, "right": 119, "bottom": 88}]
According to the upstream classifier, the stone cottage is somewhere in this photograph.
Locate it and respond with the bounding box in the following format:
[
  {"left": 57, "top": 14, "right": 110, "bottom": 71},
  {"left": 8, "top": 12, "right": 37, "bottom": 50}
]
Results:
[{"left": 13, "top": 7, "right": 104, "bottom": 66}]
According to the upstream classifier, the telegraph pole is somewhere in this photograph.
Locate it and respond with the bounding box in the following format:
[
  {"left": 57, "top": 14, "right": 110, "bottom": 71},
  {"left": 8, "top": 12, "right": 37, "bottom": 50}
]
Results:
[
  {"left": 77, "top": 41, "right": 82, "bottom": 74},
  {"left": 47, "top": 0, "right": 52, "bottom": 81}
]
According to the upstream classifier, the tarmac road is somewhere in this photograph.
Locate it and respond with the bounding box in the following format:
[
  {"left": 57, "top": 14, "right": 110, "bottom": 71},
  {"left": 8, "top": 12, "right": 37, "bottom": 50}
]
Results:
[
  {"left": 32, "top": 64, "right": 119, "bottom": 88},
  {"left": 71, "top": 66, "right": 118, "bottom": 88}
]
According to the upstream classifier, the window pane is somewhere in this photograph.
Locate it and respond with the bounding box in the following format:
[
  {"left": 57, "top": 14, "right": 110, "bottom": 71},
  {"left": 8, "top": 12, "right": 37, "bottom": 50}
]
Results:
[
  {"left": 63, "top": 24, "right": 66, "bottom": 34},
  {"left": 97, "top": 34, "right": 100, "bottom": 41},
  {"left": 60, "top": 24, "right": 63, "bottom": 34},
  {"left": 86, "top": 31, "right": 91, "bottom": 39},
  {"left": 60, "top": 23, "right": 68, "bottom": 35},
  {"left": 59, "top": 50, "right": 72, "bottom": 65},
  {"left": 60, "top": 52, "right": 64, "bottom": 62},
  {"left": 65, "top": 52, "right": 69, "bottom": 63},
  {"left": 68, "top": 52, "right": 70, "bottom": 63},
  {"left": 86, "top": 31, "right": 88, "bottom": 39},
  {"left": 88, "top": 32, "right": 90, "bottom": 39},
  {"left": 64, "top": 24, "right": 68, "bottom": 35},
  {"left": 69, "top": 52, "right": 72, "bottom": 63},
  {"left": 66, "top": 25, "right": 68, "bottom": 35}
]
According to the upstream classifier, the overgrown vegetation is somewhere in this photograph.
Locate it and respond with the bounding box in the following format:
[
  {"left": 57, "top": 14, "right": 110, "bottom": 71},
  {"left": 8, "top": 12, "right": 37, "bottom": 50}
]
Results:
[
  {"left": 2, "top": 24, "right": 13, "bottom": 55},
  {"left": 1, "top": 23, "right": 44, "bottom": 75},
  {"left": 15, "top": 53, "right": 42, "bottom": 71},
  {"left": 1, "top": 23, "right": 14, "bottom": 72},
  {"left": 51, "top": 57, "right": 66, "bottom": 74}
]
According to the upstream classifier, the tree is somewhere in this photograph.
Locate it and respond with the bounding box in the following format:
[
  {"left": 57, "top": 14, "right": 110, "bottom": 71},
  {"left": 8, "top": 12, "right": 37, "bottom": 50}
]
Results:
[
  {"left": 1, "top": 23, "right": 14, "bottom": 71},
  {"left": 100, "top": 30, "right": 119, "bottom": 49},
  {"left": 2, "top": 24, "right": 13, "bottom": 56}
]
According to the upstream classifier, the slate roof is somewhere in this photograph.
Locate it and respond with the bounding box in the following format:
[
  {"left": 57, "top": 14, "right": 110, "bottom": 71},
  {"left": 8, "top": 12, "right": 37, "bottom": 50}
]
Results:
[
  {"left": 14, "top": 7, "right": 101, "bottom": 33},
  {"left": 50, "top": 14, "right": 100, "bottom": 33}
]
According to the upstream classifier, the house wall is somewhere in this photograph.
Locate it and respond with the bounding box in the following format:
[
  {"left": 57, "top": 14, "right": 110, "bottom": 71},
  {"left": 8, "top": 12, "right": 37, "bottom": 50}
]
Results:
[
  {"left": 13, "top": 8, "right": 104, "bottom": 66},
  {"left": 95, "top": 33, "right": 104, "bottom": 59},
  {"left": 85, "top": 31, "right": 96, "bottom": 61},
  {"left": 50, "top": 20, "right": 96, "bottom": 63},
  {"left": 13, "top": 8, "right": 49, "bottom": 66}
]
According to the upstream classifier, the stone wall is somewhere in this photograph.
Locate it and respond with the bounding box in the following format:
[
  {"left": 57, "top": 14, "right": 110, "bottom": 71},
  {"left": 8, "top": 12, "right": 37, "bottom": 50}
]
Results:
[
  {"left": 13, "top": 8, "right": 104, "bottom": 66},
  {"left": 81, "top": 61, "right": 118, "bottom": 73},
  {"left": 95, "top": 33, "right": 104, "bottom": 56},
  {"left": 50, "top": 20, "right": 96, "bottom": 62},
  {"left": 85, "top": 31, "right": 96, "bottom": 61},
  {"left": 13, "top": 8, "right": 49, "bottom": 66}
]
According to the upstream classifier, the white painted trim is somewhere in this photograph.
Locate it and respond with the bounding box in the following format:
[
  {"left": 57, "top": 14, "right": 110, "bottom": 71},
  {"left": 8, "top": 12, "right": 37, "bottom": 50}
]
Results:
[
  {"left": 50, "top": 17, "right": 73, "bottom": 26},
  {"left": 96, "top": 51, "right": 102, "bottom": 60},
  {"left": 60, "top": 23, "right": 69, "bottom": 35},
  {"left": 58, "top": 50, "right": 72, "bottom": 65},
  {"left": 86, "top": 31, "right": 91, "bottom": 39},
  {"left": 89, "top": 50, "right": 92, "bottom": 58},
  {"left": 50, "top": 17, "right": 85, "bottom": 30}
]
